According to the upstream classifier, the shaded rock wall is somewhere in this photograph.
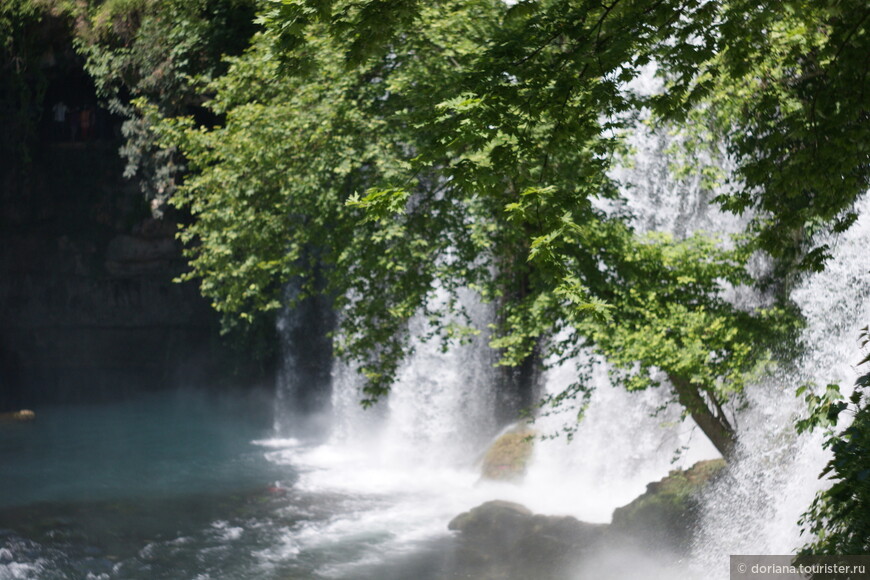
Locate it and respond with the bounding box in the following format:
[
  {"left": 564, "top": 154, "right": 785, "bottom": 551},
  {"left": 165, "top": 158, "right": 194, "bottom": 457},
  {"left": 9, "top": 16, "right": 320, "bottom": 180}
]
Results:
[{"left": 1, "top": 117, "right": 273, "bottom": 411}]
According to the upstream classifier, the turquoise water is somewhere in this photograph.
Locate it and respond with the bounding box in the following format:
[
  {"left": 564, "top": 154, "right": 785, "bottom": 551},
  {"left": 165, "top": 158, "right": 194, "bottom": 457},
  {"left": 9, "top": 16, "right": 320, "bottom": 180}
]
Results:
[
  {"left": 0, "top": 390, "right": 283, "bottom": 508},
  {"left": 0, "top": 390, "right": 457, "bottom": 580}
]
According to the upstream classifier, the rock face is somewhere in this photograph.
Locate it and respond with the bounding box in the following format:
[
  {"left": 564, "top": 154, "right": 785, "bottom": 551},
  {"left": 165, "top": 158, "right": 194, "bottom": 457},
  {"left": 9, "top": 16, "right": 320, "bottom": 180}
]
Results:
[
  {"left": 479, "top": 428, "right": 535, "bottom": 482},
  {"left": 104, "top": 232, "right": 178, "bottom": 277},
  {"left": 447, "top": 500, "right": 607, "bottom": 580},
  {"left": 0, "top": 141, "right": 275, "bottom": 411},
  {"left": 610, "top": 458, "right": 726, "bottom": 552},
  {"left": 447, "top": 460, "right": 727, "bottom": 578}
]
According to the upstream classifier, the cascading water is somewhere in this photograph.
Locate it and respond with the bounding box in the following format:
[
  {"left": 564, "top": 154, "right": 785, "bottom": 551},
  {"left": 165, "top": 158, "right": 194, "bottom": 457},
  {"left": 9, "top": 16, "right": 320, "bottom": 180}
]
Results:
[
  {"left": 256, "top": 288, "right": 508, "bottom": 578},
  {"left": 258, "top": 106, "right": 870, "bottom": 579},
  {"left": 251, "top": 124, "right": 704, "bottom": 580},
  {"left": 692, "top": 192, "right": 870, "bottom": 576},
  {"left": 274, "top": 283, "right": 335, "bottom": 439},
  {"left": 1, "top": 52, "right": 863, "bottom": 580},
  {"left": 250, "top": 68, "right": 870, "bottom": 579},
  {"left": 517, "top": 114, "right": 737, "bottom": 525},
  {"left": 4, "top": 128, "right": 859, "bottom": 580},
  {"left": 325, "top": 286, "right": 499, "bottom": 462},
  {"left": 524, "top": 353, "right": 718, "bottom": 523}
]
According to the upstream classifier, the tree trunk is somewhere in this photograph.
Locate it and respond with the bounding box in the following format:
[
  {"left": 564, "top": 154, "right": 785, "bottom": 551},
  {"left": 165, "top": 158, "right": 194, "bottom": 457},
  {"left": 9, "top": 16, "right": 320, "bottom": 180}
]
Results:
[
  {"left": 668, "top": 373, "right": 736, "bottom": 460},
  {"left": 495, "top": 343, "right": 542, "bottom": 426}
]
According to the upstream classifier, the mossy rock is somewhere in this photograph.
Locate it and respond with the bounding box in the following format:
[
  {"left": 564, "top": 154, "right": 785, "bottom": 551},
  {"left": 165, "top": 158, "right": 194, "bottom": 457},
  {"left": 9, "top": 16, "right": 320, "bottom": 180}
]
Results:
[
  {"left": 610, "top": 458, "right": 726, "bottom": 552},
  {"left": 480, "top": 428, "right": 535, "bottom": 482},
  {"left": 447, "top": 500, "right": 606, "bottom": 580}
]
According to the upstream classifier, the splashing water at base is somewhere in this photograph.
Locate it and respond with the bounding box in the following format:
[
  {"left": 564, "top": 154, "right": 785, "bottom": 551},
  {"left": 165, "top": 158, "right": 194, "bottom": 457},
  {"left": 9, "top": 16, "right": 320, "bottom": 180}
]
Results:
[
  {"left": 4, "top": 96, "right": 866, "bottom": 579},
  {"left": 263, "top": 131, "right": 869, "bottom": 576},
  {"left": 255, "top": 138, "right": 870, "bottom": 580},
  {"left": 3, "top": 244, "right": 864, "bottom": 580},
  {"left": 256, "top": 298, "right": 724, "bottom": 578},
  {"left": 525, "top": 355, "right": 718, "bottom": 523}
]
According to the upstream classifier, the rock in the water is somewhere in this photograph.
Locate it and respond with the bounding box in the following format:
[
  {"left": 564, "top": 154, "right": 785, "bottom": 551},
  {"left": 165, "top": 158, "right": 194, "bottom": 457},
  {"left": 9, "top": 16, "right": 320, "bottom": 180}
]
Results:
[
  {"left": 447, "top": 500, "right": 606, "bottom": 580},
  {"left": 0, "top": 409, "right": 36, "bottom": 422},
  {"left": 446, "top": 460, "right": 725, "bottom": 578},
  {"left": 479, "top": 428, "right": 535, "bottom": 482},
  {"left": 610, "top": 458, "right": 726, "bottom": 552},
  {"left": 448, "top": 500, "right": 533, "bottom": 535}
]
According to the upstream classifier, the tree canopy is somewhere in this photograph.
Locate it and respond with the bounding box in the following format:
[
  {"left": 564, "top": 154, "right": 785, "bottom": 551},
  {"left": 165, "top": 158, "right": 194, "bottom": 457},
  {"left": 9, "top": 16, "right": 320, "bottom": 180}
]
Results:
[{"left": 142, "top": 0, "right": 869, "bottom": 458}]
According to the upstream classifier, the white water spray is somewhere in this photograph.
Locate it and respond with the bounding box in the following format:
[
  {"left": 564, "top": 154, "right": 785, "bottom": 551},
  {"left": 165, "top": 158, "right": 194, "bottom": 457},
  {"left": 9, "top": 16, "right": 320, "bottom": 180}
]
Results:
[
  {"left": 264, "top": 84, "right": 869, "bottom": 577},
  {"left": 327, "top": 287, "right": 498, "bottom": 466},
  {"left": 692, "top": 193, "right": 870, "bottom": 577},
  {"left": 513, "top": 115, "right": 734, "bottom": 524}
]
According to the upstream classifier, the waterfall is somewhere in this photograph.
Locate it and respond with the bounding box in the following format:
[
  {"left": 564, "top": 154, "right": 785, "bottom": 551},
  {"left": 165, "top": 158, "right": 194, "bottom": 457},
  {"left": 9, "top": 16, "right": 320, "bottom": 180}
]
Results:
[
  {"left": 603, "top": 89, "right": 870, "bottom": 571},
  {"left": 603, "top": 70, "right": 870, "bottom": 570},
  {"left": 514, "top": 116, "right": 733, "bottom": 523},
  {"left": 693, "top": 193, "right": 870, "bottom": 575},
  {"left": 511, "top": 113, "right": 870, "bottom": 575},
  {"left": 264, "top": 81, "right": 869, "bottom": 577},
  {"left": 259, "top": 286, "right": 506, "bottom": 577},
  {"left": 274, "top": 282, "right": 335, "bottom": 439},
  {"left": 328, "top": 286, "right": 499, "bottom": 467},
  {"left": 522, "top": 352, "right": 716, "bottom": 522}
]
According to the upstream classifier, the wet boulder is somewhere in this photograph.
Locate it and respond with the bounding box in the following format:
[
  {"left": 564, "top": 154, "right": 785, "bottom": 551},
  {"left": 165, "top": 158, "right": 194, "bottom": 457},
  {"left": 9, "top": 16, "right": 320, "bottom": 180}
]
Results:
[
  {"left": 610, "top": 458, "right": 726, "bottom": 553},
  {"left": 447, "top": 500, "right": 606, "bottom": 580},
  {"left": 447, "top": 459, "right": 727, "bottom": 578},
  {"left": 479, "top": 428, "right": 535, "bottom": 482}
]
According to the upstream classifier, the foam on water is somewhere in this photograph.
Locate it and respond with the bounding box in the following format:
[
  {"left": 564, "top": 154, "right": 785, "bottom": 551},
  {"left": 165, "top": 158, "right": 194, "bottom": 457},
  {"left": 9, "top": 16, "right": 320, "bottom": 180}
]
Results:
[
  {"left": 261, "top": 288, "right": 504, "bottom": 575},
  {"left": 261, "top": 110, "right": 869, "bottom": 577}
]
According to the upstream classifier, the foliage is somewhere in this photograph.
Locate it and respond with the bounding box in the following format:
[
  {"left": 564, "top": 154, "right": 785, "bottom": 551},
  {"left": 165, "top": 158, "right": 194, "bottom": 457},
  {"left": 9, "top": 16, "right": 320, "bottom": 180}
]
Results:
[
  {"left": 0, "top": 0, "right": 42, "bottom": 66},
  {"left": 155, "top": 0, "right": 508, "bottom": 403},
  {"left": 653, "top": 0, "right": 870, "bottom": 279},
  {"left": 149, "top": 0, "right": 812, "bottom": 456},
  {"left": 149, "top": 0, "right": 869, "bottom": 457},
  {"left": 795, "top": 383, "right": 847, "bottom": 436},
  {"left": 800, "top": 326, "right": 870, "bottom": 555},
  {"left": 0, "top": 0, "right": 49, "bottom": 179},
  {"left": 69, "top": 0, "right": 258, "bottom": 213}
]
